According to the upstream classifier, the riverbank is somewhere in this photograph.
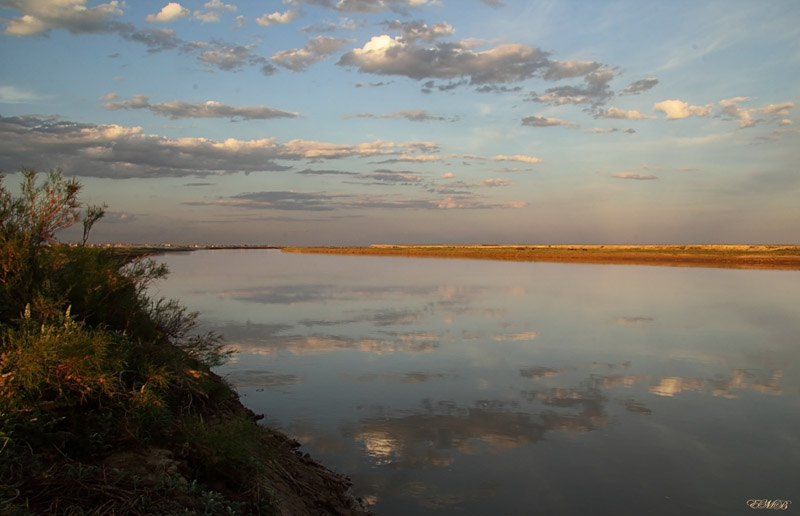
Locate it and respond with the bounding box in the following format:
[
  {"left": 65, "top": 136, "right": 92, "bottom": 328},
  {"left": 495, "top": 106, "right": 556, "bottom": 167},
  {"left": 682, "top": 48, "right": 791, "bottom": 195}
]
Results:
[{"left": 281, "top": 244, "right": 800, "bottom": 270}]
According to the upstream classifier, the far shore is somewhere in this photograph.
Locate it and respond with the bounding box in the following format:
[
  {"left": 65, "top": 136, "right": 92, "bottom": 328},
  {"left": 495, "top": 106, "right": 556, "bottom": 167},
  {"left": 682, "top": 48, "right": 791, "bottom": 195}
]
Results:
[{"left": 279, "top": 244, "right": 800, "bottom": 270}]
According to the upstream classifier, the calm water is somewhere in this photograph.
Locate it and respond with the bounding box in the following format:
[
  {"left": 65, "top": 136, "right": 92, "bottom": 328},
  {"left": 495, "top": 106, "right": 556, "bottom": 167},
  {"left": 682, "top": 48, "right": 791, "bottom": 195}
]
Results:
[{"left": 154, "top": 250, "right": 799, "bottom": 515}]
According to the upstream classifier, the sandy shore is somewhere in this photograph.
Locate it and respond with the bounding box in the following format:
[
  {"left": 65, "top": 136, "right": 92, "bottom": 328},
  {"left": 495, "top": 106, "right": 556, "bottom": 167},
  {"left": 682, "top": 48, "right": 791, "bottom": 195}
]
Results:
[{"left": 281, "top": 244, "right": 800, "bottom": 270}]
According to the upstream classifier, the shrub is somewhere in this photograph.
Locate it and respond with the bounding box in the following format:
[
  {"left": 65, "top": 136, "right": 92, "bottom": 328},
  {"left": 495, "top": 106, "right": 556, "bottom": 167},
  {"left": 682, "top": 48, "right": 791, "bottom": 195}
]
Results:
[{"left": 0, "top": 169, "right": 275, "bottom": 515}]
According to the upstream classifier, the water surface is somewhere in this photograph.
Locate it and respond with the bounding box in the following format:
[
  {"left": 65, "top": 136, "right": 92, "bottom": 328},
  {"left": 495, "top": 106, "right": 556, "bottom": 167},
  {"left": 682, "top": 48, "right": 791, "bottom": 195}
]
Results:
[{"left": 154, "top": 250, "right": 799, "bottom": 515}]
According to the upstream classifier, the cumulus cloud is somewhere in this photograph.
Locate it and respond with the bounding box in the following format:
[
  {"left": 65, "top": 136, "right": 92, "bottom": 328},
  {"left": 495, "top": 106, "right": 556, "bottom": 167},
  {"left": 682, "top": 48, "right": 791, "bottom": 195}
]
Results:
[
  {"left": 104, "top": 95, "right": 300, "bottom": 120},
  {"left": 491, "top": 154, "right": 542, "bottom": 164},
  {"left": 653, "top": 99, "right": 712, "bottom": 120},
  {"left": 521, "top": 115, "right": 576, "bottom": 128},
  {"left": 0, "top": 114, "right": 429, "bottom": 178},
  {"left": 271, "top": 36, "right": 350, "bottom": 71},
  {"left": 146, "top": 3, "right": 190, "bottom": 23},
  {"left": 338, "top": 35, "right": 550, "bottom": 86},
  {"left": 601, "top": 106, "right": 655, "bottom": 119},
  {"left": 719, "top": 97, "right": 795, "bottom": 128},
  {"left": 301, "top": 17, "right": 362, "bottom": 33},
  {"left": 193, "top": 3, "right": 237, "bottom": 24},
  {"left": 186, "top": 40, "right": 277, "bottom": 75},
  {"left": 2, "top": 0, "right": 124, "bottom": 36},
  {"left": 118, "top": 26, "right": 183, "bottom": 53},
  {"left": 530, "top": 67, "right": 615, "bottom": 107},
  {"left": 620, "top": 77, "right": 659, "bottom": 95},
  {"left": 256, "top": 9, "right": 301, "bottom": 26},
  {"left": 382, "top": 19, "right": 455, "bottom": 43}
]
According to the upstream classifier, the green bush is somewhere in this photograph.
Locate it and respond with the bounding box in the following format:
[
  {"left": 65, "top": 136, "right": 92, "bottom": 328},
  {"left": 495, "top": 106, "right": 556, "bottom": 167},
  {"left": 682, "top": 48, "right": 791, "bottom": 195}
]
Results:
[{"left": 0, "top": 169, "right": 282, "bottom": 515}]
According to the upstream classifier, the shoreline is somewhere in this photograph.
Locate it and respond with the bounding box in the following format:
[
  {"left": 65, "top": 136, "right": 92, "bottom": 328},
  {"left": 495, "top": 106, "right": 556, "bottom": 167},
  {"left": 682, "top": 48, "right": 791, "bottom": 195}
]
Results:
[{"left": 280, "top": 244, "right": 800, "bottom": 270}]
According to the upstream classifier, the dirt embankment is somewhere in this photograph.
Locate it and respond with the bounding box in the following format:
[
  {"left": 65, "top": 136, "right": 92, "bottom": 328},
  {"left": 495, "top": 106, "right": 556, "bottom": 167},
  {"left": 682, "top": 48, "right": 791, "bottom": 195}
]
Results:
[{"left": 281, "top": 244, "right": 800, "bottom": 270}]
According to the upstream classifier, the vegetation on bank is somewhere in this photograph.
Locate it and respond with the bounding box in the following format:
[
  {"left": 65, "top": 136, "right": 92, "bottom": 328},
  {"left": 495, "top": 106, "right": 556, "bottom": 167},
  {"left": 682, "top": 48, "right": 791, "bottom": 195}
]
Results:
[
  {"left": 0, "top": 170, "right": 369, "bottom": 515},
  {"left": 281, "top": 244, "right": 800, "bottom": 269}
]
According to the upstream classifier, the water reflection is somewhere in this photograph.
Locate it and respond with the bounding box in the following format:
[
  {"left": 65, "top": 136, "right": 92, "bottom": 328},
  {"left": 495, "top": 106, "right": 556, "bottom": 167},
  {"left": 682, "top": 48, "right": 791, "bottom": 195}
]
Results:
[{"left": 155, "top": 250, "right": 800, "bottom": 516}]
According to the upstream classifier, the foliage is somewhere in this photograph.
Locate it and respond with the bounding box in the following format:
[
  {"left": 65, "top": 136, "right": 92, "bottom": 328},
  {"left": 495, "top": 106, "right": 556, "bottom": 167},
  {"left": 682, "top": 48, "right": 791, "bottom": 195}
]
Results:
[{"left": 0, "top": 169, "right": 286, "bottom": 515}]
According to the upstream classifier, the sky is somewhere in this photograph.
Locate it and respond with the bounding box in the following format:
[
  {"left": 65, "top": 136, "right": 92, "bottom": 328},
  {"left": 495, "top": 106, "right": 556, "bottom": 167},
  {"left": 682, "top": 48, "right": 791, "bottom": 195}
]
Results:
[{"left": 0, "top": 0, "right": 799, "bottom": 245}]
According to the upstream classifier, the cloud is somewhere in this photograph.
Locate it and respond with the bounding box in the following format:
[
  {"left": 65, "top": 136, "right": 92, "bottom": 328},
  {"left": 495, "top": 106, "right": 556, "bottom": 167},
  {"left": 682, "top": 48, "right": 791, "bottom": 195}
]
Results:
[
  {"left": 441, "top": 172, "right": 456, "bottom": 179},
  {"left": 521, "top": 115, "right": 576, "bottom": 128},
  {"left": 478, "top": 178, "right": 511, "bottom": 187},
  {"left": 146, "top": 3, "right": 190, "bottom": 23},
  {"left": 343, "top": 109, "right": 453, "bottom": 122},
  {"left": 186, "top": 41, "right": 277, "bottom": 75},
  {"left": 256, "top": 9, "right": 301, "bottom": 26},
  {"left": 200, "top": 189, "right": 525, "bottom": 212},
  {"left": 600, "top": 106, "right": 655, "bottom": 120},
  {"left": 0, "top": 114, "right": 426, "bottom": 178},
  {"left": 357, "top": 170, "right": 424, "bottom": 184},
  {"left": 719, "top": 97, "right": 795, "bottom": 129},
  {"left": 529, "top": 67, "right": 615, "bottom": 107},
  {"left": 301, "top": 17, "right": 362, "bottom": 33},
  {"left": 591, "top": 127, "right": 636, "bottom": 134},
  {"left": 338, "top": 35, "right": 551, "bottom": 86},
  {"left": 118, "top": 26, "right": 184, "bottom": 53},
  {"left": 479, "top": 0, "right": 505, "bottom": 6},
  {"left": 612, "top": 172, "right": 658, "bottom": 180},
  {"left": 620, "top": 77, "right": 659, "bottom": 95},
  {"left": 541, "top": 60, "right": 601, "bottom": 81},
  {"left": 653, "top": 99, "right": 712, "bottom": 120},
  {"left": 382, "top": 19, "right": 455, "bottom": 43},
  {"left": 271, "top": 36, "right": 350, "bottom": 71},
  {"left": 104, "top": 96, "right": 300, "bottom": 120},
  {"left": 333, "top": 0, "right": 437, "bottom": 14},
  {"left": 204, "top": 0, "right": 236, "bottom": 11},
  {"left": 2, "top": 0, "right": 124, "bottom": 36},
  {"left": 0, "top": 85, "right": 50, "bottom": 104},
  {"left": 491, "top": 154, "right": 542, "bottom": 164}
]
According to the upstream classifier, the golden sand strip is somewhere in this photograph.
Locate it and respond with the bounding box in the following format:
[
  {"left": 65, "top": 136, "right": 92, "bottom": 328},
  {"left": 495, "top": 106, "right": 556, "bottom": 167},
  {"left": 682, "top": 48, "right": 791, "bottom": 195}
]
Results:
[{"left": 281, "top": 245, "right": 800, "bottom": 270}]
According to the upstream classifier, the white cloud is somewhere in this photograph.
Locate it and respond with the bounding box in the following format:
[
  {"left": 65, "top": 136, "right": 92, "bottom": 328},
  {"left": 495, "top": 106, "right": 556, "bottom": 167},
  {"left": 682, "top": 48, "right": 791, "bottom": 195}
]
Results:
[
  {"left": 441, "top": 172, "right": 456, "bottom": 179},
  {"left": 653, "top": 99, "right": 712, "bottom": 120},
  {"left": 338, "top": 35, "right": 550, "bottom": 86},
  {"left": 271, "top": 36, "right": 350, "bottom": 71},
  {"left": 719, "top": 97, "right": 795, "bottom": 129},
  {"left": 0, "top": 114, "right": 428, "bottom": 178},
  {"left": 521, "top": 115, "right": 576, "bottom": 128},
  {"left": 146, "top": 3, "right": 190, "bottom": 23},
  {"left": 2, "top": 0, "right": 124, "bottom": 36},
  {"left": 491, "top": 154, "right": 542, "bottom": 164},
  {"left": 205, "top": 0, "right": 236, "bottom": 11},
  {"left": 383, "top": 19, "right": 454, "bottom": 43},
  {"left": 602, "top": 106, "right": 655, "bottom": 120},
  {"left": 256, "top": 9, "right": 300, "bottom": 26},
  {"left": 104, "top": 96, "right": 300, "bottom": 120}
]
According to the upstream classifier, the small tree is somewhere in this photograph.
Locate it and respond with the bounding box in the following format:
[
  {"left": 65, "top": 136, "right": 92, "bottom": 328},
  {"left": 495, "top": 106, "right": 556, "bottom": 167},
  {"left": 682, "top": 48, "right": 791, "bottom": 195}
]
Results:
[
  {"left": 82, "top": 202, "right": 107, "bottom": 246},
  {"left": 0, "top": 168, "right": 102, "bottom": 319}
]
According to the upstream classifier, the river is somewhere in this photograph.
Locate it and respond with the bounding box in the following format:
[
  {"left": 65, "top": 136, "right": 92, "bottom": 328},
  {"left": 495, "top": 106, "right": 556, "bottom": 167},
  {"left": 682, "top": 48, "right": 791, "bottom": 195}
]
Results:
[{"left": 153, "top": 249, "right": 799, "bottom": 515}]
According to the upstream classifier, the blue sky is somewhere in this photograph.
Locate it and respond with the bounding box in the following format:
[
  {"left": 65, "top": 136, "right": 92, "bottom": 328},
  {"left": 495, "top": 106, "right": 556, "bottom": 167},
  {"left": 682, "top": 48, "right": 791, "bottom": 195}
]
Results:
[{"left": 1, "top": 0, "right": 798, "bottom": 245}]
